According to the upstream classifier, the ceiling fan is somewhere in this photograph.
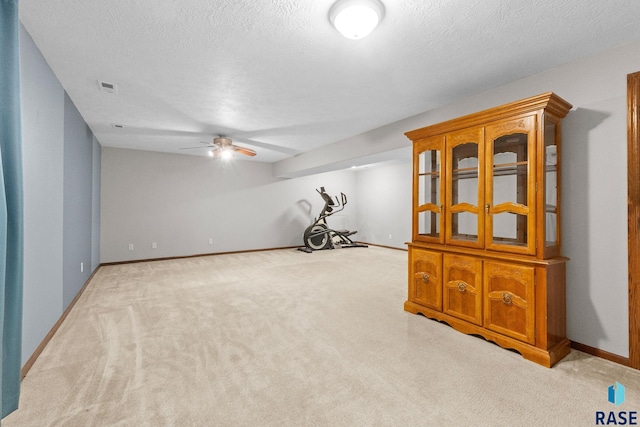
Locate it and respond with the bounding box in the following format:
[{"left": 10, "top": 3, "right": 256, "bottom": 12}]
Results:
[{"left": 180, "top": 136, "right": 257, "bottom": 158}]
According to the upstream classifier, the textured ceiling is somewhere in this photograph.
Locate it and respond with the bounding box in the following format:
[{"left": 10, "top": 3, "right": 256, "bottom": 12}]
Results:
[{"left": 19, "top": 0, "right": 640, "bottom": 163}]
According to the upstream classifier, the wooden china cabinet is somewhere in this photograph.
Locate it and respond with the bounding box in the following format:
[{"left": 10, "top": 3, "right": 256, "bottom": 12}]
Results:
[{"left": 404, "top": 93, "right": 572, "bottom": 367}]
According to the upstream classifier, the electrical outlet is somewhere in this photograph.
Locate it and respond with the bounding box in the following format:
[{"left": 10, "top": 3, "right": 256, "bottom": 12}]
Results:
[
  {"left": 128, "top": 243, "right": 134, "bottom": 251},
  {"left": 208, "top": 238, "right": 213, "bottom": 245},
  {"left": 152, "top": 242, "right": 157, "bottom": 249},
  {"left": 388, "top": 234, "right": 392, "bottom": 240}
]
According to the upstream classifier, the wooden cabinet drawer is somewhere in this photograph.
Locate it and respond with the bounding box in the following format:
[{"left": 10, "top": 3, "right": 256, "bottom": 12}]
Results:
[
  {"left": 409, "top": 248, "right": 442, "bottom": 311},
  {"left": 483, "top": 261, "right": 535, "bottom": 344},
  {"left": 443, "top": 254, "right": 483, "bottom": 325}
]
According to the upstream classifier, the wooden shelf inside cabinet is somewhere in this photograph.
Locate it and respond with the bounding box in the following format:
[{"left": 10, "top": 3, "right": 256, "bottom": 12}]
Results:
[
  {"left": 492, "top": 162, "right": 528, "bottom": 177},
  {"left": 451, "top": 168, "right": 479, "bottom": 180},
  {"left": 405, "top": 93, "right": 572, "bottom": 367}
]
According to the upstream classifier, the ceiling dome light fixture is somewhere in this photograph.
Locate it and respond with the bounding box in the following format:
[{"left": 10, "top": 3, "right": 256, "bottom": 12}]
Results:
[{"left": 329, "top": 0, "right": 385, "bottom": 40}]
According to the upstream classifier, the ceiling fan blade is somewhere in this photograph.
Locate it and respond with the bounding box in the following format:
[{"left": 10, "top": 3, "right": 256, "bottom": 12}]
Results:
[{"left": 231, "top": 145, "right": 257, "bottom": 156}]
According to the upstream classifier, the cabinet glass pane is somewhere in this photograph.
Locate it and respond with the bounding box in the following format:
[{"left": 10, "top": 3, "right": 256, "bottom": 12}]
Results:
[
  {"left": 418, "top": 211, "right": 440, "bottom": 237},
  {"left": 545, "top": 120, "right": 558, "bottom": 246},
  {"left": 492, "top": 134, "right": 528, "bottom": 206},
  {"left": 417, "top": 147, "right": 441, "bottom": 239},
  {"left": 493, "top": 164, "right": 527, "bottom": 205},
  {"left": 451, "top": 212, "right": 478, "bottom": 241},
  {"left": 452, "top": 143, "right": 479, "bottom": 206},
  {"left": 493, "top": 212, "right": 527, "bottom": 246},
  {"left": 451, "top": 142, "right": 480, "bottom": 244},
  {"left": 491, "top": 133, "right": 529, "bottom": 247},
  {"left": 418, "top": 150, "right": 440, "bottom": 206}
]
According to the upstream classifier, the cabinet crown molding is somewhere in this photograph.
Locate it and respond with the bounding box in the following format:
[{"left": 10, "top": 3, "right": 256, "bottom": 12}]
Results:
[{"left": 405, "top": 92, "right": 573, "bottom": 141}]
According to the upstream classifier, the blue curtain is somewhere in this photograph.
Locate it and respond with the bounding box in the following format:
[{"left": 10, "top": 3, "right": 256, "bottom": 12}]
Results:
[{"left": 0, "top": 0, "right": 23, "bottom": 418}]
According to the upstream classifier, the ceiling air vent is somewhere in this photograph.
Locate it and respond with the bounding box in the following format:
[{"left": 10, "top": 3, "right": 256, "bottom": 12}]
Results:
[{"left": 98, "top": 80, "right": 118, "bottom": 94}]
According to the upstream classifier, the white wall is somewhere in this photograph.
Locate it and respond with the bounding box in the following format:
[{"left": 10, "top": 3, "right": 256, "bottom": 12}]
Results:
[
  {"left": 100, "top": 148, "right": 358, "bottom": 263},
  {"left": 354, "top": 160, "right": 412, "bottom": 249}
]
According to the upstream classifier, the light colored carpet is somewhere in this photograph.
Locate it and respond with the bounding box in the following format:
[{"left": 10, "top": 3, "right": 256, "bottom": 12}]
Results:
[{"left": 3, "top": 246, "right": 640, "bottom": 426}]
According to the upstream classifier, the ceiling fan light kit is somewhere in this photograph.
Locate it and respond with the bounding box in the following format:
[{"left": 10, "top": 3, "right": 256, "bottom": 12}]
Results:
[
  {"left": 179, "top": 136, "right": 257, "bottom": 159},
  {"left": 329, "top": 0, "right": 385, "bottom": 40},
  {"left": 219, "top": 147, "right": 234, "bottom": 160}
]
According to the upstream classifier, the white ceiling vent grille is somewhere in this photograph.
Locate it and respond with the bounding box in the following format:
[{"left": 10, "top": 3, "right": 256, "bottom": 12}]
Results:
[{"left": 98, "top": 80, "right": 118, "bottom": 94}]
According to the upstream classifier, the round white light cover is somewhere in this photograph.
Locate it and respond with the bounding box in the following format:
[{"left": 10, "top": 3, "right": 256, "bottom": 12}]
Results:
[{"left": 329, "top": 0, "right": 385, "bottom": 40}]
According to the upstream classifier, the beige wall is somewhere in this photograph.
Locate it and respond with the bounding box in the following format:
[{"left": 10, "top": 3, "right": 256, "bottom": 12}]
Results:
[{"left": 100, "top": 148, "right": 359, "bottom": 263}]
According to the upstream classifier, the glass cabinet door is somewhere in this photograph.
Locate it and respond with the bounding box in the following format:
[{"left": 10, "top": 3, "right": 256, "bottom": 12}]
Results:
[
  {"left": 484, "top": 115, "right": 537, "bottom": 254},
  {"left": 446, "top": 128, "right": 484, "bottom": 248},
  {"left": 544, "top": 115, "right": 560, "bottom": 256},
  {"left": 414, "top": 136, "right": 445, "bottom": 243}
]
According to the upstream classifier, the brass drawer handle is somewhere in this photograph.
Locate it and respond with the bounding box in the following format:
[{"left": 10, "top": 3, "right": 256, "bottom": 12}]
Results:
[
  {"left": 457, "top": 282, "right": 466, "bottom": 292},
  {"left": 421, "top": 273, "right": 430, "bottom": 283},
  {"left": 502, "top": 293, "right": 513, "bottom": 305}
]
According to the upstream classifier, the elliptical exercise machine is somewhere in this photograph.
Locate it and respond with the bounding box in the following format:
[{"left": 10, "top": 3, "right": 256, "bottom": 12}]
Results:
[{"left": 298, "top": 187, "right": 368, "bottom": 253}]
